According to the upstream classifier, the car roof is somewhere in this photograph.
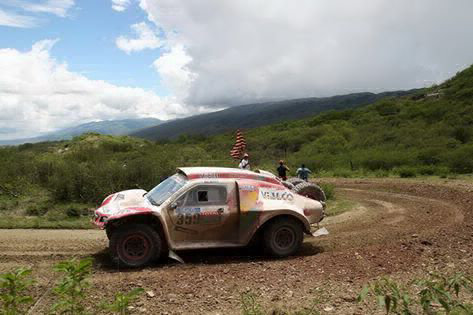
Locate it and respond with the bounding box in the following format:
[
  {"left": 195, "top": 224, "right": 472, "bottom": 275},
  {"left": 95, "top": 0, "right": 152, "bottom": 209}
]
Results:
[{"left": 177, "top": 167, "right": 282, "bottom": 186}]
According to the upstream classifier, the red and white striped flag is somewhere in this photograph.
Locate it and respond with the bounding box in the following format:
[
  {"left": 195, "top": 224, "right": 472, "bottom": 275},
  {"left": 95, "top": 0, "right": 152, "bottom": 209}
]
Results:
[{"left": 230, "top": 129, "right": 247, "bottom": 159}]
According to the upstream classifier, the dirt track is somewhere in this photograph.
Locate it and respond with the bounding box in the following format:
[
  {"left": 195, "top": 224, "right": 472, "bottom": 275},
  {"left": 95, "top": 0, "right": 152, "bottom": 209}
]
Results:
[{"left": 1, "top": 178, "right": 472, "bottom": 314}]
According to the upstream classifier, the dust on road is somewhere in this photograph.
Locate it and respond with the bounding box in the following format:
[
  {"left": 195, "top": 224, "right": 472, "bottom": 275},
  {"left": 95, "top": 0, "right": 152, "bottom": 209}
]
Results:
[{"left": 0, "top": 178, "right": 472, "bottom": 314}]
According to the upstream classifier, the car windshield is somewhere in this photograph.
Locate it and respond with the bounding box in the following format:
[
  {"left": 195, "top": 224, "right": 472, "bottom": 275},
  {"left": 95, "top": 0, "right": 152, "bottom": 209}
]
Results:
[{"left": 146, "top": 174, "right": 186, "bottom": 206}]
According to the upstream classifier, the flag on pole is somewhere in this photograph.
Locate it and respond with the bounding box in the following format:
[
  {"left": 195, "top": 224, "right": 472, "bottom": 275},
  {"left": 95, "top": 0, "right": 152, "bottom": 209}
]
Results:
[{"left": 230, "top": 129, "right": 247, "bottom": 159}]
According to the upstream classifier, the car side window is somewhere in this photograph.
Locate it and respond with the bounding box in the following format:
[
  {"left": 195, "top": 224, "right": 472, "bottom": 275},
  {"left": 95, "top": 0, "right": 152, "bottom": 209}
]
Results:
[
  {"left": 181, "top": 185, "right": 227, "bottom": 206},
  {"left": 197, "top": 191, "right": 208, "bottom": 202}
]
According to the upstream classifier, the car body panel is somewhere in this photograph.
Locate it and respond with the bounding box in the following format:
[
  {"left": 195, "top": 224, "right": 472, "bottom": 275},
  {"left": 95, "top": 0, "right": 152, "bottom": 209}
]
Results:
[{"left": 94, "top": 167, "right": 325, "bottom": 251}]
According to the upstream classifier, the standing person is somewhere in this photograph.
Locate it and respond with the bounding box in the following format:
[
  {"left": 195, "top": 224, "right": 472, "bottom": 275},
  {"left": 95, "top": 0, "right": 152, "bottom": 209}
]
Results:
[
  {"left": 296, "top": 164, "right": 312, "bottom": 181},
  {"left": 277, "top": 160, "right": 290, "bottom": 181},
  {"left": 239, "top": 153, "right": 250, "bottom": 170}
]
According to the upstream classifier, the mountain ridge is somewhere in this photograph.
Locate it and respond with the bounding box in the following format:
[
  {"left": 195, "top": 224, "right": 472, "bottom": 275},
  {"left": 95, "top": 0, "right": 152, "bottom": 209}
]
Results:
[
  {"left": 0, "top": 118, "right": 162, "bottom": 145},
  {"left": 132, "top": 90, "right": 417, "bottom": 140}
]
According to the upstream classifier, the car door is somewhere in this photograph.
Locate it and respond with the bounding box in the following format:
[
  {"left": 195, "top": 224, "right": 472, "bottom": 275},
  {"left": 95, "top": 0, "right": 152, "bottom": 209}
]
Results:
[{"left": 167, "top": 182, "right": 240, "bottom": 246}]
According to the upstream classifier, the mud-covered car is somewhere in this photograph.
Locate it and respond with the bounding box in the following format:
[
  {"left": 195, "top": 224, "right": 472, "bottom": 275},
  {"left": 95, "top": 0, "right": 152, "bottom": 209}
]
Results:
[{"left": 94, "top": 167, "right": 326, "bottom": 267}]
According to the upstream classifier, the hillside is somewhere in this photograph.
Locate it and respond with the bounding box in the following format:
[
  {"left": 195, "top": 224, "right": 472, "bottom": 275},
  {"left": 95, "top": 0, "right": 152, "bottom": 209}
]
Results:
[
  {"left": 0, "top": 118, "right": 162, "bottom": 145},
  {"left": 0, "top": 65, "right": 472, "bottom": 209},
  {"left": 132, "top": 91, "right": 413, "bottom": 140}
]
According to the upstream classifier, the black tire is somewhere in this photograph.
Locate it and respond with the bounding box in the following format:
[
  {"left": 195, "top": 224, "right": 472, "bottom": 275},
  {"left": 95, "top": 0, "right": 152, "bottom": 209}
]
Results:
[
  {"left": 105, "top": 226, "right": 113, "bottom": 240},
  {"left": 282, "top": 181, "right": 295, "bottom": 190},
  {"left": 109, "top": 224, "right": 162, "bottom": 268},
  {"left": 263, "top": 217, "right": 303, "bottom": 257},
  {"left": 287, "top": 177, "right": 304, "bottom": 186},
  {"left": 293, "top": 182, "right": 326, "bottom": 202}
]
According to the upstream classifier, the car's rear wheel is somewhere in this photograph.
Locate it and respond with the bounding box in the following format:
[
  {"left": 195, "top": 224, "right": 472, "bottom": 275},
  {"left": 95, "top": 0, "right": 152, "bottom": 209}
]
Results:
[
  {"left": 110, "top": 224, "right": 162, "bottom": 268},
  {"left": 263, "top": 218, "right": 303, "bottom": 257}
]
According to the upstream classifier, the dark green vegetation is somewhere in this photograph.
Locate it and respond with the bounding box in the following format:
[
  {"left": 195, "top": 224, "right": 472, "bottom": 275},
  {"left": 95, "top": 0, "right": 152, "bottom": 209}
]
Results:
[
  {"left": 132, "top": 91, "right": 413, "bottom": 140},
  {"left": 0, "top": 65, "right": 472, "bottom": 225},
  {"left": 0, "top": 118, "right": 162, "bottom": 146}
]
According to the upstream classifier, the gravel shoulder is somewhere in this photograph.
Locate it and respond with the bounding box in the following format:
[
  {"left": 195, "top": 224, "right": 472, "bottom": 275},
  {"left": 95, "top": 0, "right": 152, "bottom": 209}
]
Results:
[{"left": 1, "top": 178, "right": 472, "bottom": 314}]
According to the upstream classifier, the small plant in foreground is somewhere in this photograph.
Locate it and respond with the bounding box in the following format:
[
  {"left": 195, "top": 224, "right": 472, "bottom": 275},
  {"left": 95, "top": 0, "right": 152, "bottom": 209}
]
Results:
[
  {"left": 51, "top": 257, "right": 93, "bottom": 315},
  {"left": 101, "top": 288, "right": 144, "bottom": 315},
  {"left": 0, "top": 268, "right": 34, "bottom": 315},
  {"left": 358, "top": 277, "right": 413, "bottom": 315},
  {"left": 240, "top": 291, "right": 323, "bottom": 315},
  {"left": 241, "top": 291, "right": 264, "bottom": 315},
  {"left": 358, "top": 273, "right": 473, "bottom": 315},
  {"left": 417, "top": 273, "right": 473, "bottom": 314}
]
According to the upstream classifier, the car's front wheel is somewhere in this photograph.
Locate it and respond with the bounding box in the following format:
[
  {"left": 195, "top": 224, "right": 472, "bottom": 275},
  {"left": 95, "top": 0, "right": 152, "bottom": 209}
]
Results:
[
  {"left": 109, "top": 224, "right": 162, "bottom": 268},
  {"left": 263, "top": 217, "right": 303, "bottom": 257}
]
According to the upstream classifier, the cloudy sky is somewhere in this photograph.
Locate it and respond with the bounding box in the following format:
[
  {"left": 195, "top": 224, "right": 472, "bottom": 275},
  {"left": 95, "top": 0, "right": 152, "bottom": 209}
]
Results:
[{"left": 1, "top": 0, "right": 473, "bottom": 140}]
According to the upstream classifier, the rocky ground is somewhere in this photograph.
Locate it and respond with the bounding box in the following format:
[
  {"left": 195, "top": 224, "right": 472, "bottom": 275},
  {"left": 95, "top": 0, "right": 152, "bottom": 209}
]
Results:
[{"left": 0, "top": 178, "right": 472, "bottom": 314}]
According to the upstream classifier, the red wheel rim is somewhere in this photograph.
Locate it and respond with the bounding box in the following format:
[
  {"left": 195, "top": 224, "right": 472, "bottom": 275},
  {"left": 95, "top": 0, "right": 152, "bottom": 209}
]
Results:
[
  {"left": 122, "top": 234, "right": 150, "bottom": 261},
  {"left": 274, "top": 227, "right": 296, "bottom": 250}
]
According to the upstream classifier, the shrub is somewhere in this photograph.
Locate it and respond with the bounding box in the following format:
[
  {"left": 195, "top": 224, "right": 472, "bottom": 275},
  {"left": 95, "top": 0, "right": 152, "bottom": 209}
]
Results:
[
  {"left": 417, "top": 165, "right": 436, "bottom": 176},
  {"left": 240, "top": 292, "right": 264, "bottom": 315},
  {"left": 320, "top": 183, "right": 335, "bottom": 200},
  {"left": 445, "top": 145, "right": 473, "bottom": 173},
  {"left": 52, "top": 258, "right": 93, "bottom": 314},
  {"left": 358, "top": 277, "right": 412, "bottom": 314},
  {"left": 66, "top": 206, "right": 81, "bottom": 218},
  {"left": 0, "top": 268, "right": 34, "bottom": 315},
  {"left": 358, "top": 273, "right": 473, "bottom": 314},
  {"left": 101, "top": 288, "right": 144, "bottom": 315},
  {"left": 25, "top": 205, "right": 49, "bottom": 216},
  {"left": 396, "top": 166, "right": 417, "bottom": 178}
]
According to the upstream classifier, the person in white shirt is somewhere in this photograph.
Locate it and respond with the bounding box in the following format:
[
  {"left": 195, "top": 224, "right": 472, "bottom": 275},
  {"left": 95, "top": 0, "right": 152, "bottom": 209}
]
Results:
[{"left": 239, "top": 153, "right": 250, "bottom": 170}]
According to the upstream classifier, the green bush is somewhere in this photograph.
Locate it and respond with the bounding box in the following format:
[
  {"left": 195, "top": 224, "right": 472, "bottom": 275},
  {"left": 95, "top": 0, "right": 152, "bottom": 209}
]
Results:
[
  {"left": 445, "top": 145, "right": 473, "bottom": 173},
  {"left": 52, "top": 258, "right": 93, "bottom": 314},
  {"left": 101, "top": 288, "right": 144, "bottom": 315},
  {"left": 396, "top": 166, "right": 417, "bottom": 178},
  {"left": 358, "top": 273, "right": 473, "bottom": 314},
  {"left": 25, "top": 205, "right": 49, "bottom": 216},
  {"left": 66, "top": 206, "right": 81, "bottom": 218},
  {"left": 0, "top": 267, "right": 34, "bottom": 314},
  {"left": 320, "top": 183, "right": 335, "bottom": 200}
]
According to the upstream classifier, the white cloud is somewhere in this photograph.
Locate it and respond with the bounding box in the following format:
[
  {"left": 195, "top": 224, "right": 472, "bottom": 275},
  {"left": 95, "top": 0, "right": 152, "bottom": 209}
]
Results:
[
  {"left": 111, "top": 0, "right": 131, "bottom": 12},
  {"left": 0, "top": 0, "right": 75, "bottom": 28},
  {"left": 153, "top": 45, "right": 194, "bottom": 100},
  {"left": 19, "top": 0, "right": 75, "bottom": 18},
  {"left": 116, "top": 22, "right": 161, "bottom": 54},
  {"left": 0, "top": 40, "right": 186, "bottom": 140},
  {"left": 138, "top": 0, "right": 473, "bottom": 107},
  {"left": 0, "top": 8, "right": 39, "bottom": 28}
]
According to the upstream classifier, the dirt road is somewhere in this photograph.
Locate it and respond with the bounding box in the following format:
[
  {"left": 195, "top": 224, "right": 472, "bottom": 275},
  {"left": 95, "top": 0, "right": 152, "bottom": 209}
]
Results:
[{"left": 1, "top": 178, "right": 472, "bottom": 314}]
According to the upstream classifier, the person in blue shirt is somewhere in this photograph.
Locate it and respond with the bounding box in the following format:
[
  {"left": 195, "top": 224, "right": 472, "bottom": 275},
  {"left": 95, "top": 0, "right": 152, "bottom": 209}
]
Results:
[{"left": 296, "top": 164, "right": 311, "bottom": 181}]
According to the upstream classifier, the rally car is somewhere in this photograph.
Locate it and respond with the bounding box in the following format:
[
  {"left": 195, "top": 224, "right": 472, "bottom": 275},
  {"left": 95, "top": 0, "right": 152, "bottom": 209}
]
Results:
[{"left": 94, "top": 167, "right": 326, "bottom": 267}]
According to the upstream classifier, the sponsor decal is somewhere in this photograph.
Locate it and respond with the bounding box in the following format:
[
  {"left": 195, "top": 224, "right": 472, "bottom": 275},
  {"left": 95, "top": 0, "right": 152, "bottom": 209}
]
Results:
[
  {"left": 188, "top": 172, "right": 281, "bottom": 185},
  {"left": 239, "top": 184, "right": 257, "bottom": 192},
  {"left": 176, "top": 207, "right": 201, "bottom": 214},
  {"left": 260, "top": 189, "right": 294, "bottom": 201},
  {"left": 175, "top": 207, "right": 224, "bottom": 225},
  {"left": 200, "top": 173, "right": 219, "bottom": 179}
]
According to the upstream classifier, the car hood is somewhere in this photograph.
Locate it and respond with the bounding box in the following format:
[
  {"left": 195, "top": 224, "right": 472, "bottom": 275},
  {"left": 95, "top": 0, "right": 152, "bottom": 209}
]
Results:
[{"left": 96, "top": 189, "right": 152, "bottom": 217}]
